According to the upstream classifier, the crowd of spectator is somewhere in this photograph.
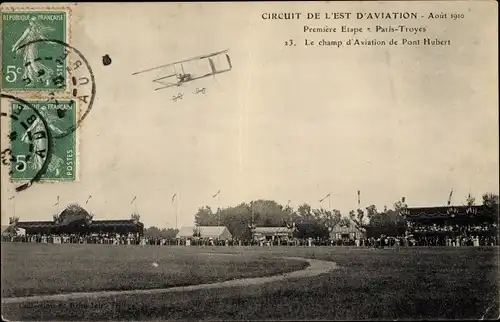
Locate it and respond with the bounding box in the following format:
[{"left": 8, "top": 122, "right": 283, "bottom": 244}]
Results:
[
  {"left": 408, "top": 222, "right": 497, "bottom": 234},
  {"left": 406, "top": 221, "right": 498, "bottom": 246},
  {"left": 2, "top": 228, "right": 498, "bottom": 247},
  {"left": 2, "top": 233, "right": 146, "bottom": 245}
]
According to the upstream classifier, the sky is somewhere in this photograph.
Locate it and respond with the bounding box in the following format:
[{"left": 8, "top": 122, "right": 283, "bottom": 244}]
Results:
[{"left": 1, "top": 2, "right": 498, "bottom": 228}]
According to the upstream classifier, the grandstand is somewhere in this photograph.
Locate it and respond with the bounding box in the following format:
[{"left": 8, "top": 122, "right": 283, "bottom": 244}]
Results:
[
  {"left": 10, "top": 205, "right": 144, "bottom": 237},
  {"left": 403, "top": 205, "right": 498, "bottom": 246}
]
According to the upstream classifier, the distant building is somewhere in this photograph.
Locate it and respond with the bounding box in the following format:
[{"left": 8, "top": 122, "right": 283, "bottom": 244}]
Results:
[
  {"left": 176, "top": 226, "right": 233, "bottom": 240},
  {"left": 329, "top": 219, "right": 366, "bottom": 240},
  {"left": 252, "top": 226, "right": 295, "bottom": 242},
  {"left": 252, "top": 227, "right": 295, "bottom": 244}
]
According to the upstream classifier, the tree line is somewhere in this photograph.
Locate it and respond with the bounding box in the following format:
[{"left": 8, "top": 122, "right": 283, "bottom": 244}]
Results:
[
  {"left": 191, "top": 199, "right": 409, "bottom": 240},
  {"left": 141, "top": 193, "right": 499, "bottom": 240}
]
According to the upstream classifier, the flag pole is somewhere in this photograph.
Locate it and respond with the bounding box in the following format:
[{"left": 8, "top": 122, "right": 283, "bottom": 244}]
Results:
[
  {"left": 319, "top": 193, "right": 330, "bottom": 209},
  {"left": 131, "top": 196, "right": 138, "bottom": 214},
  {"left": 55, "top": 196, "right": 60, "bottom": 215},
  {"left": 218, "top": 192, "right": 221, "bottom": 227},
  {"left": 175, "top": 195, "right": 178, "bottom": 245},
  {"left": 85, "top": 194, "right": 92, "bottom": 205},
  {"left": 213, "top": 190, "right": 221, "bottom": 227},
  {"left": 9, "top": 196, "right": 16, "bottom": 218},
  {"left": 171, "top": 193, "right": 179, "bottom": 245}
]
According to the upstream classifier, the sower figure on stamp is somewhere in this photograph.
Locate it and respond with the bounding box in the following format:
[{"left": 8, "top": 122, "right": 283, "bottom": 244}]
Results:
[
  {"left": 11, "top": 17, "right": 55, "bottom": 87},
  {"left": 20, "top": 114, "right": 63, "bottom": 175}
]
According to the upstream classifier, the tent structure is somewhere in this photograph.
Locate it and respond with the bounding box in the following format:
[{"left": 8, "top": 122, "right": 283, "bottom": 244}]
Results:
[
  {"left": 1, "top": 225, "right": 26, "bottom": 236},
  {"left": 176, "top": 226, "right": 232, "bottom": 240},
  {"left": 1, "top": 225, "right": 9, "bottom": 235},
  {"left": 1, "top": 225, "right": 13, "bottom": 235},
  {"left": 252, "top": 227, "right": 294, "bottom": 241}
]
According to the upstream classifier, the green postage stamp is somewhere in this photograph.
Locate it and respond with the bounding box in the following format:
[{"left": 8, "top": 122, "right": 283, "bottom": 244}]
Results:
[
  {"left": 1, "top": 10, "right": 67, "bottom": 91},
  {"left": 10, "top": 100, "right": 77, "bottom": 181}
]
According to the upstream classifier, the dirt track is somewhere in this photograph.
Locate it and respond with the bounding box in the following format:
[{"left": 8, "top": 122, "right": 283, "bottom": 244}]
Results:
[{"left": 1, "top": 256, "right": 338, "bottom": 304}]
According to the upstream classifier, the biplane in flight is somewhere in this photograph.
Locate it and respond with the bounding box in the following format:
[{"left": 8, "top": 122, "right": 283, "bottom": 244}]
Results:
[{"left": 132, "top": 49, "right": 232, "bottom": 91}]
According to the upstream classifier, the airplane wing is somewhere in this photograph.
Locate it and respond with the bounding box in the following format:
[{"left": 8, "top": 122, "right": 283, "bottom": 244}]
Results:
[{"left": 132, "top": 49, "right": 229, "bottom": 76}]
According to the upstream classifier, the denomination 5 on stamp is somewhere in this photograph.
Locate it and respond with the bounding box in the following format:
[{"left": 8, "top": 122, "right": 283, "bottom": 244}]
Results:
[
  {"left": 9, "top": 100, "right": 77, "bottom": 181},
  {"left": 1, "top": 10, "right": 67, "bottom": 91}
]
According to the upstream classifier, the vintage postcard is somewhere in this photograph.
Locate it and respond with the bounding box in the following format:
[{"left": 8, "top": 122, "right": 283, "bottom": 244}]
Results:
[{"left": 1, "top": 1, "right": 498, "bottom": 321}]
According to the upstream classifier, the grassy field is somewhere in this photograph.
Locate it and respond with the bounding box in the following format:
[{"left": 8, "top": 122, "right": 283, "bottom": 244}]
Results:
[
  {"left": 1, "top": 244, "right": 499, "bottom": 321},
  {"left": 1, "top": 243, "right": 307, "bottom": 298}
]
